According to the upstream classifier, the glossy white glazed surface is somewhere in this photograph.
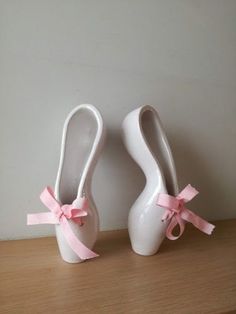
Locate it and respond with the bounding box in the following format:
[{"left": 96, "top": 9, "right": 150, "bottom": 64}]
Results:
[
  {"left": 54, "top": 104, "right": 105, "bottom": 263},
  {"left": 122, "top": 105, "right": 178, "bottom": 256}
]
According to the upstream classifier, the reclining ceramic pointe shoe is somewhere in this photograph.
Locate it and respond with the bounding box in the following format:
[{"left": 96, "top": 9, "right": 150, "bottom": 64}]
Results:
[
  {"left": 122, "top": 105, "right": 179, "bottom": 256},
  {"left": 28, "top": 104, "right": 106, "bottom": 263}
]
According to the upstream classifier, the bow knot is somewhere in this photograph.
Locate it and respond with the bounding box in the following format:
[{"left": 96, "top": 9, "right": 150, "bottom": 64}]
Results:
[
  {"left": 27, "top": 187, "right": 98, "bottom": 260},
  {"left": 157, "top": 184, "right": 215, "bottom": 240},
  {"left": 58, "top": 204, "right": 87, "bottom": 224},
  {"left": 55, "top": 205, "right": 66, "bottom": 220}
]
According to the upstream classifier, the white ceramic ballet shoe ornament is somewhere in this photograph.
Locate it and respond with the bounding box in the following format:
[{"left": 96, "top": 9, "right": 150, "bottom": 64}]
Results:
[
  {"left": 28, "top": 104, "right": 106, "bottom": 263},
  {"left": 122, "top": 105, "right": 215, "bottom": 256}
]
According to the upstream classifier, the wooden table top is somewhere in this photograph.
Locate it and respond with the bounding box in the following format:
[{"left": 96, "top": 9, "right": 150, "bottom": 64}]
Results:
[{"left": 0, "top": 219, "right": 236, "bottom": 314}]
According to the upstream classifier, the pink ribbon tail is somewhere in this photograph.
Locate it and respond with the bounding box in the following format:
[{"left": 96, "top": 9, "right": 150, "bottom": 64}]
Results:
[
  {"left": 27, "top": 212, "right": 59, "bottom": 225},
  {"left": 60, "top": 217, "right": 98, "bottom": 259},
  {"left": 27, "top": 186, "right": 98, "bottom": 260},
  {"left": 181, "top": 208, "right": 215, "bottom": 235}
]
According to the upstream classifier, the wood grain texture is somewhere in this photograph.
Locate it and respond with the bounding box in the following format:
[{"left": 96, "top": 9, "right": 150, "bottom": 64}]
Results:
[{"left": 0, "top": 220, "right": 236, "bottom": 314}]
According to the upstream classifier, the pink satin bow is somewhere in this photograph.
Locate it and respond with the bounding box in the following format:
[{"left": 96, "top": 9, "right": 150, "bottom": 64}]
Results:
[
  {"left": 157, "top": 184, "right": 215, "bottom": 240},
  {"left": 27, "top": 187, "right": 98, "bottom": 260}
]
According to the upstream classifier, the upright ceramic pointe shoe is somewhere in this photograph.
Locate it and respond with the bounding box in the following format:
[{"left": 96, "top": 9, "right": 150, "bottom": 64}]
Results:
[
  {"left": 54, "top": 104, "right": 106, "bottom": 263},
  {"left": 28, "top": 104, "right": 105, "bottom": 263},
  {"left": 122, "top": 105, "right": 179, "bottom": 256}
]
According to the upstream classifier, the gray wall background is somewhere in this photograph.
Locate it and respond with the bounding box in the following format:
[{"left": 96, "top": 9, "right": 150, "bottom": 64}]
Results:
[{"left": 0, "top": 0, "right": 235, "bottom": 239}]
